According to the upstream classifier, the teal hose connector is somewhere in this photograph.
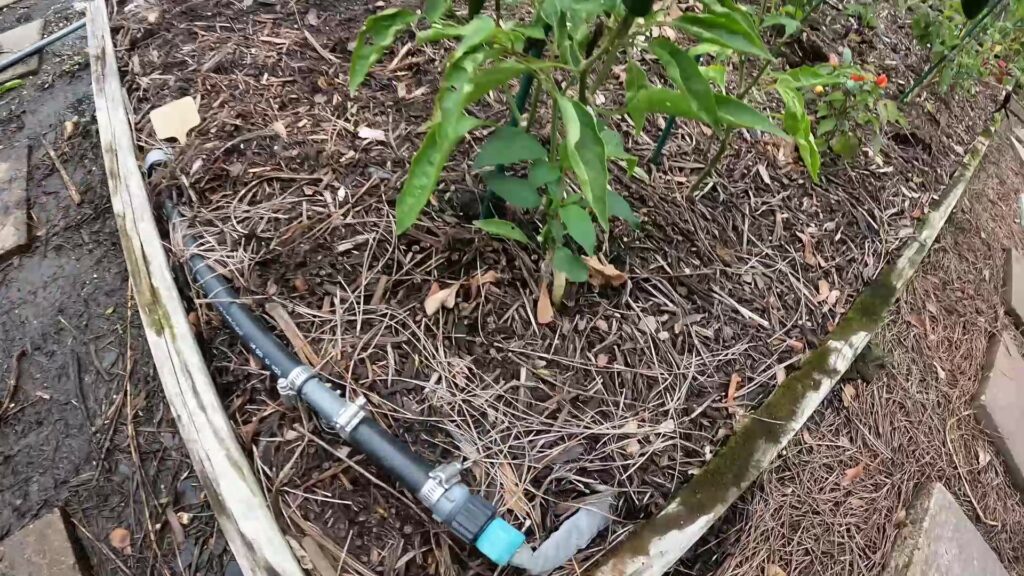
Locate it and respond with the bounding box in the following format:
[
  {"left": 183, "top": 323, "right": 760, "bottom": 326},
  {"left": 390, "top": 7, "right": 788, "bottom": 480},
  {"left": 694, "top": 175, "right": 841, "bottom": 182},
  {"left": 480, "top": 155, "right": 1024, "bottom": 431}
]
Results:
[{"left": 475, "top": 517, "right": 527, "bottom": 566}]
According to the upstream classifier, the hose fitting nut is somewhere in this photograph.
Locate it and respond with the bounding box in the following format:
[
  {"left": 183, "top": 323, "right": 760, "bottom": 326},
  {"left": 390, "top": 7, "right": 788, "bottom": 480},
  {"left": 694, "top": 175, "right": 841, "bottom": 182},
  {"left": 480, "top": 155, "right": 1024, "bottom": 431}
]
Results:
[
  {"left": 277, "top": 365, "right": 315, "bottom": 405},
  {"left": 332, "top": 396, "right": 368, "bottom": 439}
]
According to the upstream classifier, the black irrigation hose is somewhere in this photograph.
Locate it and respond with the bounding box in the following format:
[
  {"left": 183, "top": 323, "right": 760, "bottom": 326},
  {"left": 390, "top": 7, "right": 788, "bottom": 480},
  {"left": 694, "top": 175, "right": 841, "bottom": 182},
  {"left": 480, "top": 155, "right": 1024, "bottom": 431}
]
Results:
[{"left": 0, "top": 19, "right": 85, "bottom": 75}]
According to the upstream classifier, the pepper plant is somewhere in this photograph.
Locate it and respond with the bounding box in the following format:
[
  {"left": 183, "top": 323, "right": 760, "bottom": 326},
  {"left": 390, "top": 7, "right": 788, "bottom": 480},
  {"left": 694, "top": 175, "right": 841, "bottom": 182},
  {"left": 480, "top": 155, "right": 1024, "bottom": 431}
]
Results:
[{"left": 349, "top": 0, "right": 787, "bottom": 301}]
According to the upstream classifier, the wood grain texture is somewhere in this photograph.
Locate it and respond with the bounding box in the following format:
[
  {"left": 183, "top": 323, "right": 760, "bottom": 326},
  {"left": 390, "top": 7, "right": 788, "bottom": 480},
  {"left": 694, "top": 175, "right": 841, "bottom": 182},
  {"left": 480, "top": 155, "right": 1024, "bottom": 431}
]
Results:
[{"left": 85, "top": 2, "right": 304, "bottom": 574}]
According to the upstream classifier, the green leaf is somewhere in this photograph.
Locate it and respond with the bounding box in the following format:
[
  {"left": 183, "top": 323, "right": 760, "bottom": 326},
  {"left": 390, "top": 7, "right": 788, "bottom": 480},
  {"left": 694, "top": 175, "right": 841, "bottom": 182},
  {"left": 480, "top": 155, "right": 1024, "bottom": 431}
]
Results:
[
  {"left": 700, "top": 65, "right": 728, "bottom": 90},
  {"left": 715, "top": 94, "right": 787, "bottom": 137},
  {"left": 673, "top": 12, "right": 772, "bottom": 59},
  {"left": 451, "top": 16, "right": 497, "bottom": 61},
  {"left": 556, "top": 96, "right": 609, "bottom": 229},
  {"left": 350, "top": 9, "right": 419, "bottom": 95},
  {"left": 609, "top": 189, "right": 639, "bottom": 227},
  {"left": 625, "top": 62, "right": 651, "bottom": 133},
  {"left": 816, "top": 116, "right": 837, "bottom": 136},
  {"left": 553, "top": 246, "right": 589, "bottom": 282},
  {"left": 600, "top": 128, "right": 628, "bottom": 159},
  {"left": 484, "top": 172, "right": 542, "bottom": 209},
  {"left": 474, "top": 219, "right": 532, "bottom": 244},
  {"left": 776, "top": 84, "right": 820, "bottom": 183},
  {"left": 396, "top": 114, "right": 484, "bottom": 233},
  {"left": 529, "top": 161, "right": 562, "bottom": 187},
  {"left": 762, "top": 14, "right": 801, "bottom": 39},
  {"left": 830, "top": 132, "right": 860, "bottom": 160},
  {"left": 474, "top": 126, "right": 548, "bottom": 169},
  {"left": 649, "top": 38, "right": 718, "bottom": 127},
  {"left": 423, "top": 0, "right": 449, "bottom": 22},
  {"left": 554, "top": 11, "right": 583, "bottom": 68},
  {"left": 628, "top": 87, "right": 707, "bottom": 125},
  {"left": 559, "top": 204, "right": 597, "bottom": 255},
  {"left": 462, "top": 61, "right": 531, "bottom": 108},
  {"left": 781, "top": 66, "right": 844, "bottom": 88}
]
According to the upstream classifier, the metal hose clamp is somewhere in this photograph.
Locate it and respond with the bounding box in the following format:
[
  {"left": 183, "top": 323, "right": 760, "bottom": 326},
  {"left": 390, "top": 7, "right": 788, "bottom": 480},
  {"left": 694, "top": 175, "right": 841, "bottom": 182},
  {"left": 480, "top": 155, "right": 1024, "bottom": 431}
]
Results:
[
  {"left": 277, "top": 365, "right": 315, "bottom": 399},
  {"left": 332, "top": 396, "right": 368, "bottom": 439},
  {"left": 417, "top": 461, "right": 463, "bottom": 507}
]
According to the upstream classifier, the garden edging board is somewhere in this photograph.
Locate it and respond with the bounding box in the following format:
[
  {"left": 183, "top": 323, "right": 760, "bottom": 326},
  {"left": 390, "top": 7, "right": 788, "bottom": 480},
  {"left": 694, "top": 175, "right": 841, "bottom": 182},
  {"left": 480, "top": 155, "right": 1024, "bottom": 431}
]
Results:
[{"left": 85, "top": 1, "right": 304, "bottom": 574}]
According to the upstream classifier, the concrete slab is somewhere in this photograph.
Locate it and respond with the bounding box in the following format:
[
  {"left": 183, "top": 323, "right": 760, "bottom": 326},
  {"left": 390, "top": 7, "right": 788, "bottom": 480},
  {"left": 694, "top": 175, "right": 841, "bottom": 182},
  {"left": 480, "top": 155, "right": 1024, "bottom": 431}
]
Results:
[
  {"left": 883, "top": 483, "right": 1009, "bottom": 576},
  {"left": 0, "top": 144, "right": 28, "bottom": 261},
  {"left": 0, "top": 19, "right": 44, "bottom": 84},
  {"left": 0, "top": 0, "right": 22, "bottom": 9},
  {"left": 1003, "top": 250, "right": 1024, "bottom": 326},
  {"left": 0, "top": 509, "right": 89, "bottom": 575},
  {"left": 975, "top": 332, "right": 1024, "bottom": 492}
]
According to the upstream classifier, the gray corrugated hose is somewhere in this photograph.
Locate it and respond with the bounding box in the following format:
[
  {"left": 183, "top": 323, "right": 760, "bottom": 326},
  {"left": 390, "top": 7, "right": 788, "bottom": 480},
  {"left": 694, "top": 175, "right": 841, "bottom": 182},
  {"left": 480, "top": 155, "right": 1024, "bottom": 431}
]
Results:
[{"left": 509, "top": 495, "right": 615, "bottom": 575}]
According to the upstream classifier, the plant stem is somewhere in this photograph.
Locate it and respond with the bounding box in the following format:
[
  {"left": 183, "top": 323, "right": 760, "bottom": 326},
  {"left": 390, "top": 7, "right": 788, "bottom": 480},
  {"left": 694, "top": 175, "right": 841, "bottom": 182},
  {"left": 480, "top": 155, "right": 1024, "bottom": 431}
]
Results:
[
  {"left": 687, "top": 129, "right": 733, "bottom": 195},
  {"left": 578, "top": 15, "right": 635, "bottom": 105},
  {"left": 684, "top": 61, "right": 771, "bottom": 193},
  {"left": 900, "top": 0, "right": 1005, "bottom": 102}
]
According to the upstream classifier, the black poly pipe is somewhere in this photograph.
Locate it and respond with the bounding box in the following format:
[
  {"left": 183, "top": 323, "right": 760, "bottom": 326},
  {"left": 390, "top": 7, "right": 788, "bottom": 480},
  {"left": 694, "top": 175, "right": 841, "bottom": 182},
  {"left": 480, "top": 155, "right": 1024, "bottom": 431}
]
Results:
[
  {"left": 174, "top": 215, "right": 434, "bottom": 495},
  {"left": 0, "top": 19, "right": 85, "bottom": 75}
]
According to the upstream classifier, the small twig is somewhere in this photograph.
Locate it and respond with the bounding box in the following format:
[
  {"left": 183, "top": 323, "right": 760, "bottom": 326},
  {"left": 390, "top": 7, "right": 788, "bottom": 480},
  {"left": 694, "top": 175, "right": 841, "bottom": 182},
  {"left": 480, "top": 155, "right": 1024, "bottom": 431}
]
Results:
[
  {"left": 0, "top": 348, "right": 27, "bottom": 420},
  {"left": 68, "top": 516, "right": 133, "bottom": 576},
  {"left": 41, "top": 138, "right": 81, "bottom": 205},
  {"left": 945, "top": 412, "right": 1000, "bottom": 527}
]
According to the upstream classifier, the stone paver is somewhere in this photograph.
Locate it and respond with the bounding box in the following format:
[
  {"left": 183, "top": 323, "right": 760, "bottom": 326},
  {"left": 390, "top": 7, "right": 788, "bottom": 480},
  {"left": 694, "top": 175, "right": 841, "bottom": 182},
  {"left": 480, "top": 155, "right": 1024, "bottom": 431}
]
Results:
[
  {"left": 883, "top": 483, "right": 1009, "bottom": 576},
  {"left": 0, "top": 144, "right": 28, "bottom": 261},
  {"left": 975, "top": 331, "right": 1024, "bottom": 492},
  {"left": 0, "top": 509, "right": 89, "bottom": 575},
  {"left": 1004, "top": 249, "right": 1024, "bottom": 326},
  {"left": 0, "top": 19, "right": 44, "bottom": 84}
]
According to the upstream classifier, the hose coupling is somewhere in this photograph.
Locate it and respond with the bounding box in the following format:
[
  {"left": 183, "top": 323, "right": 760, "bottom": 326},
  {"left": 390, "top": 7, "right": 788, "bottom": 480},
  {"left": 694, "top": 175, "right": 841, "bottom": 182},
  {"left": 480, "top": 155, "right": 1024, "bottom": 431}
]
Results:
[
  {"left": 417, "top": 461, "right": 462, "bottom": 507},
  {"left": 331, "top": 396, "right": 368, "bottom": 439},
  {"left": 277, "top": 365, "right": 316, "bottom": 405}
]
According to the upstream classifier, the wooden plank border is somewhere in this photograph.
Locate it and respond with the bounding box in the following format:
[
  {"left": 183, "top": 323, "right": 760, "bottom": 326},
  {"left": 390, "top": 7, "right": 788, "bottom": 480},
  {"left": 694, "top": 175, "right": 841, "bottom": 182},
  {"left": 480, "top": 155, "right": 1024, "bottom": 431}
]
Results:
[
  {"left": 85, "top": 2, "right": 304, "bottom": 573},
  {"left": 591, "top": 115, "right": 1003, "bottom": 576}
]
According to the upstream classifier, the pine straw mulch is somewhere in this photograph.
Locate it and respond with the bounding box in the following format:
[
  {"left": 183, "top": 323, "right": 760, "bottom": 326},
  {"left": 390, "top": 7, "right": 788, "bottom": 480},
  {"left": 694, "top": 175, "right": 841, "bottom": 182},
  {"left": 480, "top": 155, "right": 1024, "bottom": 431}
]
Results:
[
  {"left": 681, "top": 117, "right": 1024, "bottom": 576},
  {"left": 113, "top": 0, "right": 1003, "bottom": 573}
]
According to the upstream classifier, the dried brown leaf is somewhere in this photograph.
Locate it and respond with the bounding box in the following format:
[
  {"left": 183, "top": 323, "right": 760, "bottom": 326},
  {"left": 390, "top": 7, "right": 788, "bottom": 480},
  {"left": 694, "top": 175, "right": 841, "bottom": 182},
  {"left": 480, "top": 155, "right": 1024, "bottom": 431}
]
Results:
[
  {"left": 536, "top": 281, "right": 554, "bottom": 325},
  {"left": 424, "top": 283, "right": 459, "bottom": 316},
  {"left": 357, "top": 126, "right": 387, "bottom": 141},
  {"left": 726, "top": 373, "right": 742, "bottom": 406},
  {"left": 841, "top": 462, "right": 865, "bottom": 486},
  {"left": 582, "top": 256, "right": 627, "bottom": 288},
  {"left": 842, "top": 383, "right": 857, "bottom": 407},
  {"left": 109, "top": 527, "right": 131, "bottom": 554},
  {"left": 766, "top": 565, "right": 787, "bottom": 576},
  {"left": 150, "top": 96, "right": 201, "bottom": 144}
]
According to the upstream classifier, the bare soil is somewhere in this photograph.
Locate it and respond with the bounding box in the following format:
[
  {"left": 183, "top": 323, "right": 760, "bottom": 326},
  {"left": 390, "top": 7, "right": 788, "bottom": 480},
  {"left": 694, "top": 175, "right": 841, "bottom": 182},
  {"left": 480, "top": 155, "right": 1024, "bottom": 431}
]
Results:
[{"left": 0, "top": 1, "right": 235, "bottom": 574}]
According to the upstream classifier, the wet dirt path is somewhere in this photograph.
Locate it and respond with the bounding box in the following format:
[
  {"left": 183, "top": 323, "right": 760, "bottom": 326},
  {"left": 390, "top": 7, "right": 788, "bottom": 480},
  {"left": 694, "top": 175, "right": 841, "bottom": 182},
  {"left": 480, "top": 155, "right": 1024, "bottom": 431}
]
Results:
[{"left": 0, "top": 1, "right": 232, "bottom": 573}]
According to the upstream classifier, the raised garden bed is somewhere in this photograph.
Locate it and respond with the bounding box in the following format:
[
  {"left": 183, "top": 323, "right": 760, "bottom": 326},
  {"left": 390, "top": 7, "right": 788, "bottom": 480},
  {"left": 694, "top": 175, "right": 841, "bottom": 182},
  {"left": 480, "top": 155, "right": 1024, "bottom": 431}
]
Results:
[{"left": 105, "top": 0, "right": 1010, "bottom": 573}]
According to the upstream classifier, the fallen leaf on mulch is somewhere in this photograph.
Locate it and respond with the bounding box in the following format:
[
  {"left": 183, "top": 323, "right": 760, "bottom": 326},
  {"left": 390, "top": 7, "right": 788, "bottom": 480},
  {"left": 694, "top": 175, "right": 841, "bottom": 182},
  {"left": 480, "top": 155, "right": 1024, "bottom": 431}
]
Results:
[
  {"left": 150, "top": 96, "right": 201, "bottom": 144},
  {"left": 270, "top": 121, "right": 288, "bottom": 140},
  {"left": 469, "top": 270, "right": 500, "bottom": 288},
  {"left": 425, "top": 283, "right": 459, "bottom": 316},
  {"left": 766, "top": 564, "right": 787, "bottom": 576},
  {"left": 293, "top": 276, "right": 309, "bottom": 293},
  {"left": 786, "top": 339, "right": 805, "bottom": 353},
  {"left": 622, "top": 420, "right": 641, "bottom": 455},
  {"left": 841, "top": 462, "right": 866, "bottom": 486},
  {"left": 109, "top": 527, "right": 131, "bottom": 554},
  {"left": 775, "top": 365, "right": 786, "bottom": 385},
  {"left": 582, "top": 256, "right": 627, "bottom": 287},
  {"left": 908, "top": 313, "right": 927, "bottom": 333},
  {"left": 357, "top": 126, "right": 387, "bottom": 141},
  {"left": 726, "top": 373, "right": 742, "bottom": 405},
  {"left": 842, "top": 383, "right": 857, "bottom": 407},
  {"left": 596, "top": 353, "right": 610, "bottom": 367},
  {"left": 814, "top": 279, "right": 830, "bottom": 303},
  {"left": 978, "top": 445, "right": 992, "bottom": 468},
  {"left": 536, "top": 281, "right": 554, "bottom": 325},
  {"left": 796, "top": 230, "right": 817, "bottom": 266}
]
